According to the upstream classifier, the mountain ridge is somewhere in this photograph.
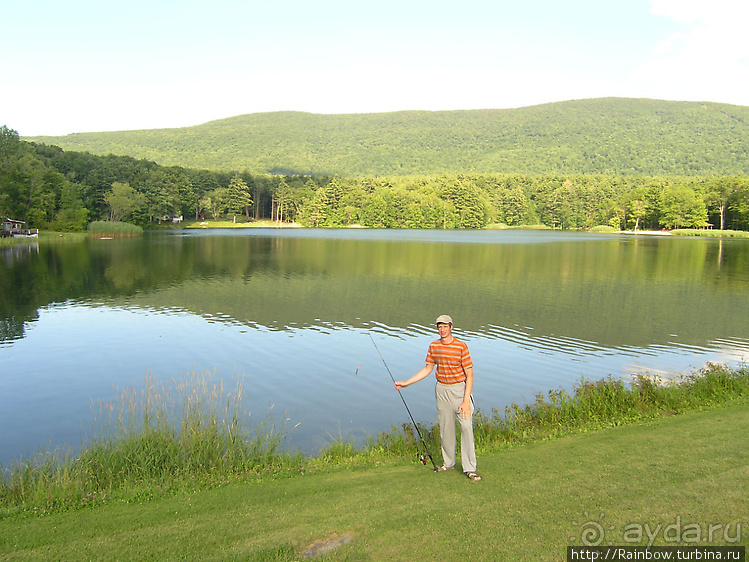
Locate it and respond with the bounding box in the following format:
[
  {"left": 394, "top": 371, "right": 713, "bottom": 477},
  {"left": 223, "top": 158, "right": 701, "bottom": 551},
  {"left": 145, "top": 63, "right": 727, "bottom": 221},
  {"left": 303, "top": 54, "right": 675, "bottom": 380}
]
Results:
[{"left": 24, "top": 97, "right": 749, "bottom": 177}]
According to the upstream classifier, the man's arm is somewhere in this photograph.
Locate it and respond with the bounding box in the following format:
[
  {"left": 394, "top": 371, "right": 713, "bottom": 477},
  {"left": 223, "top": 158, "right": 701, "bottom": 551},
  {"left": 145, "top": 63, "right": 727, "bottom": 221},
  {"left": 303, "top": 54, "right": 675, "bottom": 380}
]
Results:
[{"left": 394, "top": 363, "right": 434, "bottom": 390}]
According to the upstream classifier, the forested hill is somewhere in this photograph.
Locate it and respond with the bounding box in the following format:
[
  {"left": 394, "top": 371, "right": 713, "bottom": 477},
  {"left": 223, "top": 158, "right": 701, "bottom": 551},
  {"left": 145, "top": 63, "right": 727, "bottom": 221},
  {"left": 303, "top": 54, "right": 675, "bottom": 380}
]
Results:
[{"left": 25, "top": 98, "right": 749, "bottom": 177}]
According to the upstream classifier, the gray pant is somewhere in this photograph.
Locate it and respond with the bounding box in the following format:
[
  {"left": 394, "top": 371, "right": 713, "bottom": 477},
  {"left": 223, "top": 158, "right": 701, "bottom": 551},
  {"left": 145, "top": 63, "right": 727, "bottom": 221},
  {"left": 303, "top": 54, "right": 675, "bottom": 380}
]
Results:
[{"left": 435, "top": 381, "right": 477, "bottom": 473}]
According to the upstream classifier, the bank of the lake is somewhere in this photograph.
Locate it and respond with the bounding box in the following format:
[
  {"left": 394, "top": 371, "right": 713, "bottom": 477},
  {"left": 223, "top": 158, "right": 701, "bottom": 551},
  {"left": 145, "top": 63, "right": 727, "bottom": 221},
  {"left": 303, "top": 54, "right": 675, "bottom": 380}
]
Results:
[
  {"left": 1, "top": 396, "right": 746, "bottom": 560},
  {"left": 4, "top": 224, "right": 748, "bottom": 245},
  {"left": 171, "top": 218, "right": 749, "bottom": 237},
  {"left": 2, "top": 364, "right": 747, "bottom": 524}
]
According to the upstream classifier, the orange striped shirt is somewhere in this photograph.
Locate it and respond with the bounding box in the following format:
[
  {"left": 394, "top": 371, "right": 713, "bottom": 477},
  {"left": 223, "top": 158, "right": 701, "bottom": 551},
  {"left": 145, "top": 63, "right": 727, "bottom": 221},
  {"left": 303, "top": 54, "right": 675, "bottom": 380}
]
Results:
[{"left": 425, "top": 338, "right": 473, "bottom": 385}]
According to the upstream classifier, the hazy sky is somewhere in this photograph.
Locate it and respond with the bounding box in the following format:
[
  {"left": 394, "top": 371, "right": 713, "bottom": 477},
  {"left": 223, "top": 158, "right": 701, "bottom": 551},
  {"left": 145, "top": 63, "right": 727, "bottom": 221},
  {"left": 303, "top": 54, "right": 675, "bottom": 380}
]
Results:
[{"left": 3, "top": 0, "right": 748, "bottom": 136}]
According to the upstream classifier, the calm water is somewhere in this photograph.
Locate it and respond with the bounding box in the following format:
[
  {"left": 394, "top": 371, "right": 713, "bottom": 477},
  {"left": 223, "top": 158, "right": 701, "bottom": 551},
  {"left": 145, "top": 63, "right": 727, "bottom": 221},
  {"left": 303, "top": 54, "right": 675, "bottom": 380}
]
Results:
[{"left": 1, "top": 229, "right": 748, "bottom": 465}]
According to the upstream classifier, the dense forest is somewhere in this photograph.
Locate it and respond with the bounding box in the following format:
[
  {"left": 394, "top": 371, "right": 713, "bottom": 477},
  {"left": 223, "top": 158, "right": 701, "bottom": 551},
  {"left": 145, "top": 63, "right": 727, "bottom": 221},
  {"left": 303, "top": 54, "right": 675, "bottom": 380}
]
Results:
[
  {"left": 25, "top": 98, "right": 749, "bottom": 177},
  {"left": 2, "top": 125, "right": 748, "bottom": 231}
]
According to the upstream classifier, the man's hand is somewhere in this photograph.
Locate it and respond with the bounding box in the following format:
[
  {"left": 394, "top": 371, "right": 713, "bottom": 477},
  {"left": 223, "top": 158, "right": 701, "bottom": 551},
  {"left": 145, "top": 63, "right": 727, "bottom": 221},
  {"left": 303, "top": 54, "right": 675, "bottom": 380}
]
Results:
[{"left": 458, "top": 400, "right": 472, "bottom": 419}]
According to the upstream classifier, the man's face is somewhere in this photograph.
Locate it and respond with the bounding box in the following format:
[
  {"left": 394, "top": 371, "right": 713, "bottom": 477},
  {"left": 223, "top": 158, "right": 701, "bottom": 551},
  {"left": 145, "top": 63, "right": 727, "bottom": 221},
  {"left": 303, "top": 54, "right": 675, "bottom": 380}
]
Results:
[{"left": 437, "top": 322, "right": 452, "bottom": 339}]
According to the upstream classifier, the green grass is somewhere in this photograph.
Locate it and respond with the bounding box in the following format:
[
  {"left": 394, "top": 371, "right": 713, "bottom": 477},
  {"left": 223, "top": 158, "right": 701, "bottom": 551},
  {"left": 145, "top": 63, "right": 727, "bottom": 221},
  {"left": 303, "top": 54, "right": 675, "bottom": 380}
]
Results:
[
  {"left": 366, "top": 364, "right": 749, "bottom": 459},
  {"left": 671, "top": 229, "right": 749, "bottom": 238},
  {"left": 485, "top": 224, "right": 552, "bottom": 230},
  {"left": 87, "top": 221, "right": 143, "bottom": 237},
  {"left": 181, "top": 218, "right": 301, "bottom": 229},
  {"left": 1, "top": 400, "right": 746, "bottom": 560},
  {"left": 0, "top": 236, "right": 39, "bottom": 248},
  {"left": 1, "top": 232, "right": 88, "bottom": 246},
  {"left": 0, "top": 371, "right": 305, "bottom": 518},
  {"left": 2, "top": 363, "right": 747, "bottom": 524},
  {"left": 37, "top": 231, "right": 87, "bottom": 243},
  {"left": 473, "top": 365, "right": 749, "bottom": 446}
]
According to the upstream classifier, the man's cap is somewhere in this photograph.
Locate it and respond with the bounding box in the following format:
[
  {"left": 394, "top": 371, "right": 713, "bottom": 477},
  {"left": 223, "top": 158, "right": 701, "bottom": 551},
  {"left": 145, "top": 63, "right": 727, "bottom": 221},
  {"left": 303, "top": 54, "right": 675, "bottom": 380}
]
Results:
[{"left": 435, "top": 314, "right": 453, "bottom": 325}]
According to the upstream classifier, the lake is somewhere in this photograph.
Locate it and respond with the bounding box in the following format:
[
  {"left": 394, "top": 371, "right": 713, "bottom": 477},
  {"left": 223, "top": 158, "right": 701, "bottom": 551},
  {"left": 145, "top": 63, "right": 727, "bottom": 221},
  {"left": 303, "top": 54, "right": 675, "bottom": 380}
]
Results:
[{"left": 1, "top": 229, "right": 747, "bottom": 465}]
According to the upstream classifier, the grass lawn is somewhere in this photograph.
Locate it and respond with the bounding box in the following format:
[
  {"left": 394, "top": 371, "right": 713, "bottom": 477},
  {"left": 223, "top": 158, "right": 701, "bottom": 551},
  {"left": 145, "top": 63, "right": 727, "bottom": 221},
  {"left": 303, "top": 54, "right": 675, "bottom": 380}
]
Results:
[
  {"left": 181, "top": 218, "right": 302, "bottom": 229},
  {"left": 1, "top": 402, "right": 746, "bottom": 561}
]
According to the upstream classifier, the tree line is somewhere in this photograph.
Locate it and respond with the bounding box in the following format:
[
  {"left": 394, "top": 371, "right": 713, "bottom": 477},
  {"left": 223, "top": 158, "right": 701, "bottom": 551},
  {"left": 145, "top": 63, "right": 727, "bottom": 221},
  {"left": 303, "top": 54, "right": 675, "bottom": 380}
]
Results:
[{"left": 2, "top": 126, "right": 748, "bottom": 232}]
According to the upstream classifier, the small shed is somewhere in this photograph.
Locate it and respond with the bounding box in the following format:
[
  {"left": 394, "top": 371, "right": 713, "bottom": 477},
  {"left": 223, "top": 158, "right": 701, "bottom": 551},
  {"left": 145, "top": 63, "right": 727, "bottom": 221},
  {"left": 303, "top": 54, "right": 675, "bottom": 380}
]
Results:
[
  {"left": 1, "top": 218, "right": 37, "bottom": 237},
  {"left": 1, "top": 217, "right": 25, "bottom": 236}
]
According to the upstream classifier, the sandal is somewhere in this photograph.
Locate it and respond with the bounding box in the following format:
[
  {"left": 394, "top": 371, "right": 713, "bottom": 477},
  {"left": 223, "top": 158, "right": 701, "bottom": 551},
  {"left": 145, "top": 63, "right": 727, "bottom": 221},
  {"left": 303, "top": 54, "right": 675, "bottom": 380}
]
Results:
[
  {"left": 465, "top": 471, "right": 482, "bottom": 482},
  {"left": 435, "top": 465, "right": 454, "bottom": 472}
]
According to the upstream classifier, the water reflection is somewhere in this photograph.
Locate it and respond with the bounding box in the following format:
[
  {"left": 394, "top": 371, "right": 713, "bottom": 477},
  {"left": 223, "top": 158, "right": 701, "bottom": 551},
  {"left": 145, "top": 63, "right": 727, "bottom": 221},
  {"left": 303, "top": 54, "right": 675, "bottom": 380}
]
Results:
[{"left": 0, "top": 229, "right": 747, "bottom": 464}]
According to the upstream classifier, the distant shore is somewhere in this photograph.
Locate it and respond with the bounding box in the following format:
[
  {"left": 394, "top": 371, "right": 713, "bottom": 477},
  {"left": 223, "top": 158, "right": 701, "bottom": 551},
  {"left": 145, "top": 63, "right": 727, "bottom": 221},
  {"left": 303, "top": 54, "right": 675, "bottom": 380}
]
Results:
[
  {"left": 4, "top": 223, "right": 747, "bottom": 243},
  {"left": 617, "top": 229, "right": 672, "bottom": 236},
  {"left": 183, "top": 219, "right": 303, "bottom": 229}
]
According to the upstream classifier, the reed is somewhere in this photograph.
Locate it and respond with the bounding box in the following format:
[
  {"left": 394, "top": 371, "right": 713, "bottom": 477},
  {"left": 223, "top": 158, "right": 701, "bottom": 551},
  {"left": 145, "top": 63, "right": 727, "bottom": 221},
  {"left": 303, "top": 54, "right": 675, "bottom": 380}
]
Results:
[
  {"left": 2, "top": 364, "right": 747, "bottom": 518},
  {"left": 87, "top": 221, "right": 143, "bottom": 237},
  {"left": 0, "top": 370, "right": 303, "bottom": 516},
  {"left": 367, "top": 363, "right": 749, "bottom": 456},
  {"left": 474, "top": 362, "right": 749, "bottom": 448}
]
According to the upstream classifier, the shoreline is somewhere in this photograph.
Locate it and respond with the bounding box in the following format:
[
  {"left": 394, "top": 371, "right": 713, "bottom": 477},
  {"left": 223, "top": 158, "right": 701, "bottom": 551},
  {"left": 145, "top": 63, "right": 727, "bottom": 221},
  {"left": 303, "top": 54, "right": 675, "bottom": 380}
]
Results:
[
  {"left": 617, "top": 229, "right": 672, "bottom": 236},
  {"left": 2, "top": 400, "right": 747, "bottom": 559}
]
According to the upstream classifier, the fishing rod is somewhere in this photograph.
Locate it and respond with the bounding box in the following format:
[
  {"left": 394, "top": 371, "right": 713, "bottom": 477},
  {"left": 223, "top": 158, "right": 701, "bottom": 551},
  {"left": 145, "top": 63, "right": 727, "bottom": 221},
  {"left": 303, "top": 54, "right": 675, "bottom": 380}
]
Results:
[{"left": 368, "top": 333, "right": 438, "bottom": 471}]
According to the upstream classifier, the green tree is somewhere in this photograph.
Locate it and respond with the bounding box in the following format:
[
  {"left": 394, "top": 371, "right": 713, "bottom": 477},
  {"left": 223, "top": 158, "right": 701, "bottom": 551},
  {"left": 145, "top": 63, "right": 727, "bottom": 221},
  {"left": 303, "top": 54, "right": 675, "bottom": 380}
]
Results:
[
  {"left": 0, "top": 125, "right": 20, "bottom": 163},
  {"left": 29, "top": 170, "right": 66, "bottom": 227},
  {"left": 139, "top": 179, "right": 173, "bottom": 224},
  {"left": 703, "top": 177, "right": 742, "bottom": 230},
  {"left": 727, "top": 179, "right": 749, "bottom": 230},
  {"left": 419, "top": 192, "right": 448, "bottom": 228},
  {"left": 659, "top": 185, "right": 708, "bottom": 229},
  {"left": 203, "top": 187, "right": 230, "bottom": 219},
  {"left": 439, "top": 176, "right": 486, "bottom": 229},
  {"left": 326, "top": 177, "right": 345, "bottom": 207},
  {"left": 534, "top": 179, "right": 573, "bottom": 229},
  {"left": 105, "top": 182, "right": 145, "bottom": 222},
  {"left": 503, "top": 187, "right": 531, "bottom": 226},
  {"left": 227, "top": 175, "right": 253, "bottom": 221},
  {"left": 360, "top": 194, "right": 389, "bottom": 228},
  {"left": 337, "top": 187, "right": 366, "bottom": 226},
  {"left": 404, "top": 202, "right": 425, "bottom": 228},
  {"left": 628, "top": 199, "right": 647, "bottom": 231},
  {"left": 272, "top": 179, "right": 292, "bottom": 224},
  {"left": 50, "top": 180, "right": 89, "bottom": 231},
  {"left": 0, "top": 149, "right": 47, "bottom": 225},
  {"left": 305, "top": 186, "right": 334, "bottom": 226}
]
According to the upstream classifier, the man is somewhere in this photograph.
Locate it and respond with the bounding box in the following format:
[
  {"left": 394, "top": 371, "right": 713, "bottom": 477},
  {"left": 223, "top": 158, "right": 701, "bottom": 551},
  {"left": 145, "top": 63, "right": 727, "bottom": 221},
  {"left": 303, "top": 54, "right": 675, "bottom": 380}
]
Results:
[{"left": 395, "top": 315, "right": 481, "bottom": 481}]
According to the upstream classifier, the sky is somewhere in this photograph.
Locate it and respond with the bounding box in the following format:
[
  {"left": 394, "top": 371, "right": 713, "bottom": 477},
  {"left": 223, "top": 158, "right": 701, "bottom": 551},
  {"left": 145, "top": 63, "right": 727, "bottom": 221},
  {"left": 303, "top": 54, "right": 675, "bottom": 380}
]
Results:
[{"left": 2, "top": 0, "right": 748, "bottom": 136}]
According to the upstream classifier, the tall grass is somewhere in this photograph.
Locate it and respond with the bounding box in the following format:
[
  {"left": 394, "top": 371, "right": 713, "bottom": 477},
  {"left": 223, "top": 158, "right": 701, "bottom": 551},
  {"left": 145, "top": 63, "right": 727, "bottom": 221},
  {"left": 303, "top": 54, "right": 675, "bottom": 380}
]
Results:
[
  {"left": 84, "top": 372, "right": 297, "bottom": 483},
  {"left": 590, "top": 225, "right": 617, "bottom": 232},
  {"left": 87, "top": 221, "right": 143, "bottom": 237},
  {"left": 366, "top": 363, "right": 749, "bottom": 458},
  {"left": 475, "top": 362, "right": 749, "bottom": 449},
  {"left": 2, "top": 363, "right": 747, "bottom": 518},
  {"left": 0, "top": 370, "right": 303, "bottom": 517}
]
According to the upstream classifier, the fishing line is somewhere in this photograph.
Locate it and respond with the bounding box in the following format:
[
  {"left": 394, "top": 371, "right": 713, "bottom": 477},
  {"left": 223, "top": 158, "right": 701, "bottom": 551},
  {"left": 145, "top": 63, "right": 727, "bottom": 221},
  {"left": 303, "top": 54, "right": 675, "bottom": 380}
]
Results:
[{"left": 368, "top": 333, "right": 438, "bottom": 471}]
